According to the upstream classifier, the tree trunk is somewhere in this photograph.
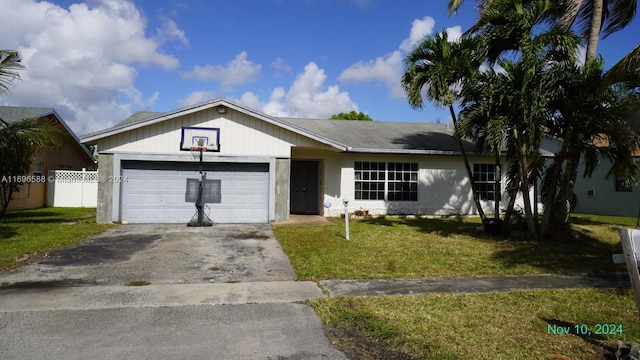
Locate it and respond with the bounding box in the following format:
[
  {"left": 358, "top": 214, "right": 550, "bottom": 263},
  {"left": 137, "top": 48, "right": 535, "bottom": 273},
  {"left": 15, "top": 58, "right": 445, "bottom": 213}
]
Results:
[
  {"left": 513, "top": 130, "right": 538, "bottom": 238},
  {"left": 494, "top": 148, "right": 501, "bottom": 218},
  {"left": 540, "top": 161, "right": 561, "bottom": 237},
  {"left": 503, "top": 186, "right": 518, "bottom": 224},
  {"left": 449, "top": 105, "right": 487, "bottom": 222},
  {"left": 586, "top": 0, "right": 603, "bottom": 61},
  {"left": 558, "top": 150, "right": 580, "bottom": 223},
  {"left": 540, "top": 140, "right": 570, "bottom": 237},
  {"left": 519, "top": 154, "right": 538, "bottom": 237}
]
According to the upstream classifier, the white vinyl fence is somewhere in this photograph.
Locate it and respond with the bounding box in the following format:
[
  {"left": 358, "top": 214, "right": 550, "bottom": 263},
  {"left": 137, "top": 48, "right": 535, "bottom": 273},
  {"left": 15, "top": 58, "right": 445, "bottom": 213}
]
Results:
[{"left": 47, "top": 169, "right": 98, "bottom": 207}]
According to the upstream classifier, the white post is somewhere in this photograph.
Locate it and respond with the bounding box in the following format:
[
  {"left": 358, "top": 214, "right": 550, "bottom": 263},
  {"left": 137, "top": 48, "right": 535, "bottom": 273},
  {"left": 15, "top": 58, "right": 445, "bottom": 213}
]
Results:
[
  {"left": 619, "top": 229, "right": 640, "bottom": 316},
  {"left": 343, "top": 198, "right": 350, "bottom": 240}
]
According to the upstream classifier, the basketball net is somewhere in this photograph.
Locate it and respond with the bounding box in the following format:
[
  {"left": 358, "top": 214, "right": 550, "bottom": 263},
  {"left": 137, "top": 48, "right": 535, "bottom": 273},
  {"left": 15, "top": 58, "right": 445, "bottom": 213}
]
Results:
[{"left": 190, "top": 138, "right": 207, "bottom": 160}]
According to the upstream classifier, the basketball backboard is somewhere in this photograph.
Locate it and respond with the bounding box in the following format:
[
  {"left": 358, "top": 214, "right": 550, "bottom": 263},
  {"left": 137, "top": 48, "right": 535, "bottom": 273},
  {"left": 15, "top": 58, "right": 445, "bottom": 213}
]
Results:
[{"left": 180, "top": 127, "right": 220, "bottom": 152}]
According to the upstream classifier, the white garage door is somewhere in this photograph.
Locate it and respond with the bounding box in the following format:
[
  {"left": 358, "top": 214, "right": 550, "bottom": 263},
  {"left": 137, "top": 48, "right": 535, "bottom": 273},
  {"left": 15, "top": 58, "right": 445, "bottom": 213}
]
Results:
[{"left": 120, "top": 161, "right": 269, "bottom": 223}]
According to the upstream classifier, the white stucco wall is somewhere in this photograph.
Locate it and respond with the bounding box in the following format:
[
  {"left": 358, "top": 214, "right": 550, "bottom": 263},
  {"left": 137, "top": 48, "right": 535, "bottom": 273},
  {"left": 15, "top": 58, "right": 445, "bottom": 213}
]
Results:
[
  {"left": 293, "top": 149, "right": 526, "bottom": 217},
  {"left": 542, "top": 137, "right": 640, "bottom": 217}
]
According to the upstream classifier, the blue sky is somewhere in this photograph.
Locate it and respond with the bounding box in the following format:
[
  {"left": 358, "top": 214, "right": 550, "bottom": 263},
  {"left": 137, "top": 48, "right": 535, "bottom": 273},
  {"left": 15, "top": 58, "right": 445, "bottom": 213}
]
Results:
[{"left": 1, "top": 0, "right": 639, "bottom": 135}]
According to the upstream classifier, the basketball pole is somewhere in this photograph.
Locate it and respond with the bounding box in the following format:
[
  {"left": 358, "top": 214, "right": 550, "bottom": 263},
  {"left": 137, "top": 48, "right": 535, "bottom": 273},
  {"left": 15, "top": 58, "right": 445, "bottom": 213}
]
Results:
[
  {"left": 188, "top": 145, "right": 213, "bottom": 227},
  {"left": 196, "top": 149, "right": 204, "bottom": 226}
]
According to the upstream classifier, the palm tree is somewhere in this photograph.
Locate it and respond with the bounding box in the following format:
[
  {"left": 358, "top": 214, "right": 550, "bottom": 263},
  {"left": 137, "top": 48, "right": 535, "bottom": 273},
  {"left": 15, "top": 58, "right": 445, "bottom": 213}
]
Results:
[
  {"left": 449, "top": 0, "right": 638, "bottom": 223},
  {"left": 557, "top": 0, "right": 637, "bottom": 61},
  {"left": 401, "top": 31, "right": 489, "bottom": 222},
  {"left": 0, "top": 50, "right": 65, "bottom": 214},
  {"left": 540, "top": 58, "right": 640, "bottom": 234},
  {"left": 0, "top": 50, "right": 24, "bottom": 93},
  {"left": 460, "top": 0, "right": 584, "bottom": 237}
]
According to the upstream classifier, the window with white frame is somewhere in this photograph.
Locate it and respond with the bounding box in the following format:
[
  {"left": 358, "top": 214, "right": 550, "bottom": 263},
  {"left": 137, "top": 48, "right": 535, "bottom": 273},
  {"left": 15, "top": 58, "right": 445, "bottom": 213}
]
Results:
[
  {"left": 354, "top": 162, "right": 418, "bottom": 201},
  {"left": 473, "top": 163, "right": 498, "bottom": 201}
]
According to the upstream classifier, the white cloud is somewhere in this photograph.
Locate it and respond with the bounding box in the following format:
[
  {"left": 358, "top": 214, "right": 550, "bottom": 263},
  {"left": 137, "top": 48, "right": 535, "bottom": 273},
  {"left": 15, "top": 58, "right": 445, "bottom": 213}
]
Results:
[
  {"left": 338, "top": 50, "right": 404, "bottom": 98},
  {"left": 340, "top": 15, "right": 463, "bottom": 99},
  {"left": 271, "top": 57, "right": 293, "bottom": 78},
  {"left": 446, "top": 26, "right": 463, "bottom": 42},
  {"left": 156, "top": 17, "right": 189, "bottom": 47},
  {"left": 239, "top": 62, "right": 358, "bottom": 118},
  {"left": 183, "top": 52, "right": 261, "bottom": 88},
  {"left": 0, "top": 0, "right": 185, "bottom": 135},
  {"left": 178, "top": 91, "right": 217, "bottom": 107},
  {"left": 399, "top": 16, "right": 436, "bottom": 52}
]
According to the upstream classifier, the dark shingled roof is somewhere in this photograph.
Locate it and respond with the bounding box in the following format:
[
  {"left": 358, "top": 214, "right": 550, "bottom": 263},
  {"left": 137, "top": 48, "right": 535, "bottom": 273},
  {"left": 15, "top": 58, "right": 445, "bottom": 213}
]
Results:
[
  {"left": 116, "top": 111, "right": 165, "bottom": 127},
  {"left": 0, "top": 106, "right": 53, "bottom": 123},
  {"left": 276, "top": 117, "right": 477, "bottom": 154}
]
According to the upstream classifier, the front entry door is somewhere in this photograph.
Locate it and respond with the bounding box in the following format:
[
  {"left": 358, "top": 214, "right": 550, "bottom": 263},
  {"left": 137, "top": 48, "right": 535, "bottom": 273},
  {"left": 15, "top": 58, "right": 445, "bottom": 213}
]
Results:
[{"left": 290, "top": 160, "right": 319, "bottom": 214}]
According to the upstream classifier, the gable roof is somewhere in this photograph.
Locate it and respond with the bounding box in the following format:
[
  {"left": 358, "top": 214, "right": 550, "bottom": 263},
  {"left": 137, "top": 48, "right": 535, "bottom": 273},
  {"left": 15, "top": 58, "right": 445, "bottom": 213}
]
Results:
[
  {"left": 82, "top": 98, "right": 351, "bottom": 151},
  {"left": 0, "top": 106, "right": 94, "bottom": 162},
  {"left": 81, "top": 98, "right": 490, "bottom": 156},
  {"left": 0, "top": 106, "right": 53, "bottom": 124},
  {"left": 277, "top": 117, "right": 475, "bottom": 155}
]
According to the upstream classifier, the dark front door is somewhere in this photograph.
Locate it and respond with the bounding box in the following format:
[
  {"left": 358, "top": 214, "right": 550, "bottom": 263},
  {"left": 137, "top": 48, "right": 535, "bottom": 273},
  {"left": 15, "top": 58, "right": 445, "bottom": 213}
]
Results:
[{"left": 290, "top": 160, "right": 319, "bottom": 214}]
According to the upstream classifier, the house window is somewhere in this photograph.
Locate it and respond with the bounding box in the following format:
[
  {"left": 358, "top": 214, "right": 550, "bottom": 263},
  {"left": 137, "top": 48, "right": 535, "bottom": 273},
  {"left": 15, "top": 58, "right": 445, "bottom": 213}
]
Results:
[
  {"left": 355, "top": 162, "right": 386, "bottom": 200},
  {"left": 473, "top": 163, "right": 498, "bottom": 201},
  {"left": 354, "top": 162, "right": 418, "bottom": 201},
  {"left": 387, "top": 162, "right": 418, "bottom": 201},
  {"left": 615, "top": 176, "right": 632, "bottom": 192},
  {"left": 33, "top": 162, "right": 43, "bottom": 176}
]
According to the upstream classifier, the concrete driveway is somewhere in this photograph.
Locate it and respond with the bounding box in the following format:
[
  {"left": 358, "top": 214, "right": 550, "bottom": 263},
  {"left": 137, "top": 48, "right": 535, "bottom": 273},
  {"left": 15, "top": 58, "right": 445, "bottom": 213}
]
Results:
[
  {"left": 0, "top": 224, "right": 347, "bottom": 360},
  {"left": 0, "top": 223, "right": 295, "bottom": 286}
]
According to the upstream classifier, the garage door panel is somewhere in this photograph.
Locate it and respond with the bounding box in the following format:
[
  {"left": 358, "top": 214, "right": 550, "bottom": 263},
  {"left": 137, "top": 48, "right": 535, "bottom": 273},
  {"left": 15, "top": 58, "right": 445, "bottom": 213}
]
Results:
[{"left": 121, "top": 163, "right": 269, "bottom": 223}]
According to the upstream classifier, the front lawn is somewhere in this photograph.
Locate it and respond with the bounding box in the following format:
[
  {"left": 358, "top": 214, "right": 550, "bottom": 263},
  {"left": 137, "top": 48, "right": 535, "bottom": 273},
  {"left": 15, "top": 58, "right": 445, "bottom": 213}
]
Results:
[
  {"left": 275, "top": 214, "right": 639, "bottom": 359},
  {"left": 273, "top": 214, "right": 632, "bottom": 280},
  {"left": 0, "top": 207, "right": 114, "bottom": 269},
  {"left": 311, "top": 288, "right": 640, "bottom": 360}
]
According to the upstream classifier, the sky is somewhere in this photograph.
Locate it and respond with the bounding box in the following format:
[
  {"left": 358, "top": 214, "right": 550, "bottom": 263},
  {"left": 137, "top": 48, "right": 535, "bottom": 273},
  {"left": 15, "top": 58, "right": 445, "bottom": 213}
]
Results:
[{"left": 1, "top": 0, "right": 639, "bottom": 136}]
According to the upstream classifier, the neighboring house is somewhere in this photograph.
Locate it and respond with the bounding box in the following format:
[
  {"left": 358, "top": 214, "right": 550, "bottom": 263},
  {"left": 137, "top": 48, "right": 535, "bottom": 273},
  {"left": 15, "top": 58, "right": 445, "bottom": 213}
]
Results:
[
  {"left": 0, "top": 106, "right": 95, "bottom": 211},
  {"left": 542, "top": 137, "right": 640, "bottom": 217},
  {"left": 80, "top": 98, "right": 533, "bottom": 224}
]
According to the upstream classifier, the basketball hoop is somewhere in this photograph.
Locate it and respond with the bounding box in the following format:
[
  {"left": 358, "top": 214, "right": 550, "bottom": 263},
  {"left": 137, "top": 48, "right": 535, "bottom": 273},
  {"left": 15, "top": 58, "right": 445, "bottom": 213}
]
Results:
[
  {"left": 190, "top": 138, "right": 207, "bottom": 160},
  {"left": 190, "top": 145, "right": 207, "bottom": 160}
]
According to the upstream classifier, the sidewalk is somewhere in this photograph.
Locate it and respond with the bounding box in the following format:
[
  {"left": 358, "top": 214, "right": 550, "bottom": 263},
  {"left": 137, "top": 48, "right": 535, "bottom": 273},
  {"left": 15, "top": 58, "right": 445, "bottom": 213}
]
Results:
[
  {"left": 0, "top": 273, "right": 630, "bottom": 312},
  {"left": 320, "top": 272, "right": 631, "bottom": 297}
]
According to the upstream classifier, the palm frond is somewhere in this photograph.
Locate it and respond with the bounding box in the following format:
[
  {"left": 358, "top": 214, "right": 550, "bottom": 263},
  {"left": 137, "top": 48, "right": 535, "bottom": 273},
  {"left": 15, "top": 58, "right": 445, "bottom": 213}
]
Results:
[
  {"left": 0, "top": 50, "right": 25, "bottom": 93},
  {"left": 603, "top": 43, "right": 640, "bottom": 88}
]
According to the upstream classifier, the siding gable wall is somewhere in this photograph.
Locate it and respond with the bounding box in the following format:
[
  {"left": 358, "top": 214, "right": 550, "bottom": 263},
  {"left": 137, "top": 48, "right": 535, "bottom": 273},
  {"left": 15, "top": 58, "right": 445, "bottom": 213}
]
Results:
[{"left": 97, "top": 108, "right": 329, "bottom": 157}]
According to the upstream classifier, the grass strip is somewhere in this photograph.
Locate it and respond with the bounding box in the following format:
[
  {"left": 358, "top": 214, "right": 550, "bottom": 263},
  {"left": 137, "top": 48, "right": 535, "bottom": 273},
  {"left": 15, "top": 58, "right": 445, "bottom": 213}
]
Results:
[
  {"left": 311, "top": 288, "right": 640, "bottom": 359},
  {"left": 0, "top": 207, "right": 114, "bottom": 269}
]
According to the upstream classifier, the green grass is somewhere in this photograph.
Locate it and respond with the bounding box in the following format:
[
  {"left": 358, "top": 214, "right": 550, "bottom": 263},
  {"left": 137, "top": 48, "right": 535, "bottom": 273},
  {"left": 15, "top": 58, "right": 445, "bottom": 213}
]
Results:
[
  {"left": 0, "top": 207, "right": 115, "bottom": 269},
  {"left": 276, "top": 214, "right": 639, "bottom": 358},
  {"left": 273, "top": 215, "right": 633, "bottom": 280},
  {"left": 311, "top": 288, "right": 640, "bottom": 360}
]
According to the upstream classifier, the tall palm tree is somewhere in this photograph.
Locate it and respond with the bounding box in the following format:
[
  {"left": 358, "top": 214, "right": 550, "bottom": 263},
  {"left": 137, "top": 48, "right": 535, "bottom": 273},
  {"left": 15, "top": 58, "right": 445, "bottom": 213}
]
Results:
[
  {"left": 557, "top": 0, "right": 637, "bottom": 61},
  {"left": 460, "top": 0, "right": 583, "bottom": 237},
  {"left": 401, "top": 31, "right": 489, "bottom": 221},
  {"left": 449, "top": 0, "right": 638, "bottom": 224}
]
